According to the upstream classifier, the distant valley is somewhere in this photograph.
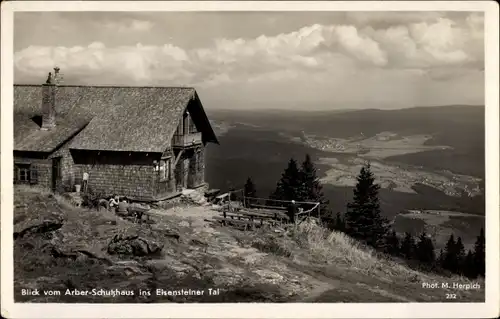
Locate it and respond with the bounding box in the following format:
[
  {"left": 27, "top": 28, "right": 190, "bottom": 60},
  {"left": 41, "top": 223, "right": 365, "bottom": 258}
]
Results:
[{"left": 205, "top": 105, "right": 485, "bottom": 251}]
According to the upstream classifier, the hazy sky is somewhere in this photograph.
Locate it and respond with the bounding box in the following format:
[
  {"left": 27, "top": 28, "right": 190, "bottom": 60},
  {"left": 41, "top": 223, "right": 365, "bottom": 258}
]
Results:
[{"left": 14, "top": 11, "right": 484, "bottom": 110}]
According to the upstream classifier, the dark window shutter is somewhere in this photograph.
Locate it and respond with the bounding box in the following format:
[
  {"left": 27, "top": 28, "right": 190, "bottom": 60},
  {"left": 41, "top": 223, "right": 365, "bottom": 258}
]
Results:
[{"left": 30, "top": 165, "right": 38, "bottom": 184}]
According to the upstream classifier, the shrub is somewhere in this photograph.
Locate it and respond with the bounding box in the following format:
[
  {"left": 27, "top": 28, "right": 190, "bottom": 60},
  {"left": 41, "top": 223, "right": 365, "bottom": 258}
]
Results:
[
  {"left": 251, "top": 237, "right": 292, "bottom": 258},
  {"left": 81, "top": 190, "right": 107, "bottom": 209}
]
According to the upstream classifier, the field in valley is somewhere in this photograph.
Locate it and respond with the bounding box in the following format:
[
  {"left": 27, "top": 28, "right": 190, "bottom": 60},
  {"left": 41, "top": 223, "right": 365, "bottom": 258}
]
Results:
[
  {"left": 12, "top": 187, "right": 485, "bottom": 303},
  {"left": 317, "top": 155, "right": 482, "bottom": 198}
]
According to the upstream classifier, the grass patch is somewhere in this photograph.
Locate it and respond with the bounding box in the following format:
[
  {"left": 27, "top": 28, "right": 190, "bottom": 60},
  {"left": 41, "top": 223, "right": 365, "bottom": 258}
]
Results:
[
  {"left": 286, "top": 219, "right": 426, "bottom": 280},
  {"left": 251, "top": 237, "right": 293, "bottom": 258}
]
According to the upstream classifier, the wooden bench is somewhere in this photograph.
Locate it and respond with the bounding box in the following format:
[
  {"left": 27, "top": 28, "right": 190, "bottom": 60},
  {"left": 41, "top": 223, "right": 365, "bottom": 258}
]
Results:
[
  {"left": 248, "top": 204, "right": 288, "bottom": 211},
  {"left": 223, "top": 213, "right": 247, "bottom": 220},
  {"left": 220, "top": 211, "right": 288, "bottom": 228},
  {"left": 239, "top": 209, "right": 289, "bottom": 220}
]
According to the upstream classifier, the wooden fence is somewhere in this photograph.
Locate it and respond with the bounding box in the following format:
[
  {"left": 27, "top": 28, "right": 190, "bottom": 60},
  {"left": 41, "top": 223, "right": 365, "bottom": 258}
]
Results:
[{"left": 213, "top": 188, "right": 321, "bottom": 230}]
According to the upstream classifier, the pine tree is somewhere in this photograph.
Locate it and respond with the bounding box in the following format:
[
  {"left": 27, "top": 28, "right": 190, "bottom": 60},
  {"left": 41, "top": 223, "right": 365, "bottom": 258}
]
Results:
[
  {"left": 299, "top": 154, "right": 329, "bottom": 214},
  {"left": 334, "top": 212, "right": 345, "bottom": 232},
  {"left": 384, "top": 230, "right": 400, "bottom": 256},
  {"left": 344, "top": 163, "right": 389, "bottom": 248},
  {"left": 244, "top": 177, "right": 257, "bottom": 198},
  {"left": 463, "top": 250, "right": 477, "bottom": 279},
  {"left": 443, "top": 234, "right": 458, "bottom": 273},
  {"left": 473, "top": 228, "right": 485, "bottom": 278},
  {"left": 271, "top": 158, "right": 302, "bottom": 202},
  {"left": 243, "top": 177, "right": 257, "bottom": 207},
  {"left": 400, "top": 232, "right": 416, "bottom": 260},
  {"left": 455, "top": 236, "right": 466, "bottom": 275},
  {"left": 416, "top": 232, "right": 435, "bottom": 264}
]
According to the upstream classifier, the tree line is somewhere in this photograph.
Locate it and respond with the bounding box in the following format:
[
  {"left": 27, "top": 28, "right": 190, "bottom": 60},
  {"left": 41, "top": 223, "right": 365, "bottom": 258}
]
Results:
[
  {"left": 244, "top": 155, "right": 328, "bottom": 215},
  {"left": 243, "top": 154, "right": 485, "bottom": 279}
]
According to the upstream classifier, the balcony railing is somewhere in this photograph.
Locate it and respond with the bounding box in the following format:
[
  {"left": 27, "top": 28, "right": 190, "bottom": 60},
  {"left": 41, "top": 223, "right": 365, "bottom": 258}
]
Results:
[{"left": 172, "top": 132, "right": 202, "bottom": 148}]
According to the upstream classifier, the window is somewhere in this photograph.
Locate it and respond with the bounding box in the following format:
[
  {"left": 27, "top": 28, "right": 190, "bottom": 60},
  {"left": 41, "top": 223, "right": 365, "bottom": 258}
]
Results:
[
  {"left": 15, "top": 163, "right": 38, "bottom": 184},
  {"left": 159, "top": 158, "right": 171, "bottom": 181}
]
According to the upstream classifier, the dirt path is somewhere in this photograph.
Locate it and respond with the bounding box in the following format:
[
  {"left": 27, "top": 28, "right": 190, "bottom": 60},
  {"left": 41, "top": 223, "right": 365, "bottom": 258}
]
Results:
[{"left": 149, "top": 205, "right": 219, "bottom": 227}]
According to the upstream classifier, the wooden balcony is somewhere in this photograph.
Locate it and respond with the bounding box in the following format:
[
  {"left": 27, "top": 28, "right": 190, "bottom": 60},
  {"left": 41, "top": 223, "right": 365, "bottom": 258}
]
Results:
[{"left": 172, "top": 132, "right": 202, "bottom": 148}]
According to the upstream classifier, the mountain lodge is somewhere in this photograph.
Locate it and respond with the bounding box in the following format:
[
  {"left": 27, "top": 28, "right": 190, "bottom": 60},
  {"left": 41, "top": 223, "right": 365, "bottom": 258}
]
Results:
[{"left": 13, "top": 68, "right": 219, "bottom": 202}]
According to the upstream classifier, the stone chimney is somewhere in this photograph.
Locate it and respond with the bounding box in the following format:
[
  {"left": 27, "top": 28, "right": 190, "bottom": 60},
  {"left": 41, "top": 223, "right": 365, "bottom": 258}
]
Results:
[{"left": 41, "top": 67, "right": 60, "bottom": 130}]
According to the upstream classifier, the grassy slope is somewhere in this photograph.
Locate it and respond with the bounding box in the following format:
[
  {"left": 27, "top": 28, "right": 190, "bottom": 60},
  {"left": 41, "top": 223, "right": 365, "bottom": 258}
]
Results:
[{"left": 13, "top": 187, "right": 484, "bottom": 303}]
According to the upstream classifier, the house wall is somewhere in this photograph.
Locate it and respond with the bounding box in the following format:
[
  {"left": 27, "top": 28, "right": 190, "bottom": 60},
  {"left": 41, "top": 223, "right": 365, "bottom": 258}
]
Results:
[
  {"left": 71, "top": 150, "right": 159, "bottom": 200},
  {"left": 14, "top": 146, "right": 75, "bottom": 192},
  {"left": 13, "top": 153, "right": 51, "bottom": 189},
  {"left": 14, "top": 146, "right": 195, "bottom": 201}
]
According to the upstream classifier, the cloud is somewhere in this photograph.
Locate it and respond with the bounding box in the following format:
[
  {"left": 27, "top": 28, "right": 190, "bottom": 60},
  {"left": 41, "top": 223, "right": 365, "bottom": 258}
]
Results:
[
  {"left": 102, "top": 19, "right": 154, "bottom": 33},
  {"left": 13, "top": 12, "right": 484, "bottom": 109},
  {"left": 15, "top": 42, "right": 190, "bottom": 84}
]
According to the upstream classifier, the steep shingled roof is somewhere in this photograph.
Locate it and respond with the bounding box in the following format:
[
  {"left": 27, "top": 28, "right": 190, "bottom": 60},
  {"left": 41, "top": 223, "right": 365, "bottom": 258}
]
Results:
[{"left": 14, "top": 85, "right": 219, "bottom": 153}]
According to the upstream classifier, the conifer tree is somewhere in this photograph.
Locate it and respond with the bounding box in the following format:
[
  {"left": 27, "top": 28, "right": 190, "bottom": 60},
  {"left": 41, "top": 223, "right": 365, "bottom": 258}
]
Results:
[
  {"left": 244, "top": 177, "right": 257, "bottom": 198},
  {"left": 344, "top": 163, "right": 389, "bottom": 248},
  {"left": 416, "top": 232, "right": 435, "bottom": 264},
  {"left": 299, "top": 154, "right": 328, "bottom": 212},
  {"left": 384, "top": 230, "right": 400, "bottom": 256},
  {"left": 455, "top": 236, "right": 466, "bottom": 274},
  {"left": 243, "top": 177, "right": 257, "bottom": 207},
  {"left": 271, "top": 158, "right": 302, "bottom": 201},
  {"left": 400, "top": 232, "right": 416, "bottom": 260},
  {"left": 463, "top": 250, "right": 477, "bottom": 279},
  {"left": 473, "top": 228, "right": 485, "bottom": 277},
  {"left": 443, "top": 234, "right": 458, "bottom": 273},
  {"left": 334, "top": 212, "right": 345, "bottom": 232}
]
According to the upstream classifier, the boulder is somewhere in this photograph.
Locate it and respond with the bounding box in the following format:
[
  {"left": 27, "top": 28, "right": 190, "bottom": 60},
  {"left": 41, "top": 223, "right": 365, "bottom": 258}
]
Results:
[
  {"left": 107, "top": 234, "right": 164, "bottom": 257},
  {"left": 14, "top": 211, "right": 64, "bottom": 240}
]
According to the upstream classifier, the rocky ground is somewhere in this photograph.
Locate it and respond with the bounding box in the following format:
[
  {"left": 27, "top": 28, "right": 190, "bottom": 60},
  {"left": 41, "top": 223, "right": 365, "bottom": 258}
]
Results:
[{"left": 13, "top": 187, "right": 485, "bottom": 303}]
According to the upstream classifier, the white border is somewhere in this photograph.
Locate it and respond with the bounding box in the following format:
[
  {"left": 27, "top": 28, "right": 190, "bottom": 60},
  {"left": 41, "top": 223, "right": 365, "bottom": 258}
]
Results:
[{"left": 1, "top": 1, "right": 499, "bottom": 318}]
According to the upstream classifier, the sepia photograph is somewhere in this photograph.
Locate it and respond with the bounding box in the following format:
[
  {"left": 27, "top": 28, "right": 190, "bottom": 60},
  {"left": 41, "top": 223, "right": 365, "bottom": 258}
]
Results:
[{"left": 1, "top": 1, "right": 499, "bottom": 318}]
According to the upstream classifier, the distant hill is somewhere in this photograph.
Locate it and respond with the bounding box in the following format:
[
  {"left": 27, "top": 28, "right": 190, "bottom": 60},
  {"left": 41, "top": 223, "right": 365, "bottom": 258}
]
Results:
[
  {"left": 208, "top": 105, "right": 485, "bottom": 178},
  {"left": 209, "top": 105, "right": 483, "bottom": 144}
]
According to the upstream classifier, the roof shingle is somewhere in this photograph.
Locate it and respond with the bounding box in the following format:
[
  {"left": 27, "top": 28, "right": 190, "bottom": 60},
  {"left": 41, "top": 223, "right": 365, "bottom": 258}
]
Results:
[{"left": 14, "top": 85, "right": 218, "bottom": 153}]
